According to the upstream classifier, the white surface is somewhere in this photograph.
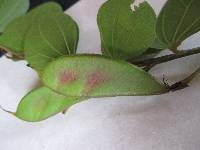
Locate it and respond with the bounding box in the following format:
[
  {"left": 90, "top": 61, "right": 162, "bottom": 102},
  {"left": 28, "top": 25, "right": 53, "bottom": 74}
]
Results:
[{"left": 0, "top": 0, "right": 200, "bottom": 150}]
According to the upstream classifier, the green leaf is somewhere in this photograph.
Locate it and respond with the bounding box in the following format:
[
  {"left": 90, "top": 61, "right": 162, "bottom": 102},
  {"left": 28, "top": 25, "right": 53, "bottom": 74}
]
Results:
[
  {"left": 128, "top": 38, "right": 167, "bottom": 62},
  {"left": 0, "top": 0, "right": 29, "bottom": 33},
  {"left": 156, "top": 0, "right": 200, "bottom": 49},
  {"left": 24, "top": 12, "right": 79, "bottom": 71},
  {"left": 15, "top": 87, "right": 79, "bottom": 122},
  {"left": 97, "top": 0, "right": 156, "bottom": 60},
  {"left": 0, "top": 2, "right": 63, "bottom": 54},
  {"left": 29, "top": 1, "right": 63, "bottom": 13},
  {"left": 150, "top": 38, "right": 167, "bottom": 50},
  {"left": 130, "top": 48, "right": 162, "bottom": 62},
  {"left": 42, "top": 55, "right": 168, "bottom": 98}
]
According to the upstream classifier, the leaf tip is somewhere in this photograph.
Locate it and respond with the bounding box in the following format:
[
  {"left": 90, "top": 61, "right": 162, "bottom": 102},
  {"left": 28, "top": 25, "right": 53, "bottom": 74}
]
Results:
[{"left": 0, "top": 105, "right": 15, "bottom": 115}]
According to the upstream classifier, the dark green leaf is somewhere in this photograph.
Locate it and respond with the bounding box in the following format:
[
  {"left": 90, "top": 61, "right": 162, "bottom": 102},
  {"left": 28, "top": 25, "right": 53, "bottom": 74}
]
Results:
[
  {"left": 0, "top": 0, "right": 29, "bottom": 33},
  {"left": 97, "top": 0, "right": 156, "bottom": 60},
  {"left": 0, "top": 2, "right": 63, "bottom": 54},
  {"left": 42, "top": 55, "right": 168, "bottom": 98},
  {"left": 15, "top": 87, "right": 79, "bottom": 122},
  {"left": 150, "top": 38, "right": 167, "bottom": 50},
  {"left": 156, "top": 0, "right": 200, "bottom": 49},
  {"left": 24, "top": 12, "right": 79, "bottom": 71},
  {"left": 130, "top": 48, "right": 162, "bottom": 63}
]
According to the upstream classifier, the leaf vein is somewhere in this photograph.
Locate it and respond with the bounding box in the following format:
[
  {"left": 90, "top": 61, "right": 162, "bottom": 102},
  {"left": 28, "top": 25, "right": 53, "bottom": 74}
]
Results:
[
  {"left": 38, "top": 17, "right": 65, "bottom": 56},
  {"left": 176, "top": 16, "right": 200, "bottom": 43},
  {"left": 52, "top": 16, "right": 71, "bottom": 55},
  {"left": 171, "top": 0, "right": 194, "bottom": 42}
]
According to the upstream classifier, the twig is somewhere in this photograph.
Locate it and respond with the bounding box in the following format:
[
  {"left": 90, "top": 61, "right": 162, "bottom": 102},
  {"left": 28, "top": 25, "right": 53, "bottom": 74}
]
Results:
[
  {"left": 0, "top": 45, "right": 24, "bottom": 60},
  {"left": 130, "top": 47, "right": 200, "bottom": 69}
]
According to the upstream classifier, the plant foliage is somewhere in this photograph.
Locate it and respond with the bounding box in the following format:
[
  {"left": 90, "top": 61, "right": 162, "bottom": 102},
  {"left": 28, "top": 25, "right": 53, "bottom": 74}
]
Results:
[
  {"left": 0, "top": 0, "right": 29, "bottom": 33},
  {"left": 0, "top": 0, "right": 199, "bottom": 122}
]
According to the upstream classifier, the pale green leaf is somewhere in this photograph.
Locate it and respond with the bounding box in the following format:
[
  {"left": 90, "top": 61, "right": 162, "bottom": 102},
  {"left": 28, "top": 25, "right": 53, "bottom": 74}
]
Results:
[
  {"left": 156, "top": 0, "right": 200, "bottom": 49},
  {"left": 15, "top": 87, "right": 79, "bottom": 122},
  {"left": 97, "top": 0, "right": 156, "bottom": 60},
  {"left": 0, "top": 2, "right": 63, "bottom": 54},
  {"left": 0, "top": 0, "right": 29, "bottom": 33},
  {"left": 42, "top": 55, "right": 168, "bottom": 98},
  {"left": 24, "top": 12, "right": 79, "bottom": 71}
]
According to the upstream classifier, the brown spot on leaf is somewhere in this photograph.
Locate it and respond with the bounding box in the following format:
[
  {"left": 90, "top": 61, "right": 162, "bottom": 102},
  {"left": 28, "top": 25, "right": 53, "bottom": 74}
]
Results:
[
  {"left": 59, "top": 71, "right": 77, "bottom": 85},
  {"left": 85, "top": 72, "right": 109, "bottom": 94}
]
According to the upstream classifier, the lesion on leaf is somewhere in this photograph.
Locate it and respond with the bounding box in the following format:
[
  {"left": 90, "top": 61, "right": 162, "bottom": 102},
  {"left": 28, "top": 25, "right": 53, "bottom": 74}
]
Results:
[
  {"left": 83, "top": 71, "right": 110, "bottom": 95},
  {"left": 59, "top": 70, "right": 78, "bottom": 85}
]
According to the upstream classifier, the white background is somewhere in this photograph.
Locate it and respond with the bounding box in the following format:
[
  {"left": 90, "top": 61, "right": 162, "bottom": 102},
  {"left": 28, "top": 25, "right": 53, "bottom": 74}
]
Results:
[{"left": 0, "top": 0, "right": 200, "bottom": 150}]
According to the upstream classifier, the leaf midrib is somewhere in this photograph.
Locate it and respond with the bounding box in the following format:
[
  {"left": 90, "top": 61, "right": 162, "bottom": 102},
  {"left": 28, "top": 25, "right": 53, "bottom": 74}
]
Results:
[
  {"left": 38, "top": 16, "right": 65, "bottom": 56},
  {"left": 52, "top": 16, "right": 71, "bottom": 55},
  {"left": 171, "top": 0, "right": 195, "bottom": 42}
]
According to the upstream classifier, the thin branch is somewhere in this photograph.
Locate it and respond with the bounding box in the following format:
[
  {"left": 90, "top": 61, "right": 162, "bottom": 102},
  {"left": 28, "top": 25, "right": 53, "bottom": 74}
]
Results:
[
  {"left": 130, "top": 47, "right": 200, "bottom": 68},
  {"left": 0, "top": 48, "right": 6, "bottom": 57},
  {"left": 0, "top": 46, "right": 24, "bottom": 60}
]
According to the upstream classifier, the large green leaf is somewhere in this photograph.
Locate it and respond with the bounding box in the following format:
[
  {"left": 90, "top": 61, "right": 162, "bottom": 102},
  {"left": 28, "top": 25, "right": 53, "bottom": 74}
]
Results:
[
  {"left": 0, "top": 2, "right": 63, "bottom": 54},
  {"left": 15, "top": 87, "right": 79, "bottom": 122},
  {"left": 0, "top": 0, "right": 29, "bottom": 33},
  {"left": 24, "top": 12, "right": 79, "bottom": 71},
  {"left": 42, "top": 55, "right": 168, "bottom": 98},
  {"left": 97, "top": 0, "right": 156, "bottom": 60},
  {"left": 156, "top": 0, "right": 200, "bottom": 49}
]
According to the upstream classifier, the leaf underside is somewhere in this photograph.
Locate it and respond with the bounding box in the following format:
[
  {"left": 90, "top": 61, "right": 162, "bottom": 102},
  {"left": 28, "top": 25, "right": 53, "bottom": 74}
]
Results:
[
  {"left": 16, "top": 87, "right": 79, "bottom": 122},
  {"left": 42, "top": 55, "right": 168, "bottom": 98},
  {"left": 156, "top": 0, "right": 200, "bottom": 49}
]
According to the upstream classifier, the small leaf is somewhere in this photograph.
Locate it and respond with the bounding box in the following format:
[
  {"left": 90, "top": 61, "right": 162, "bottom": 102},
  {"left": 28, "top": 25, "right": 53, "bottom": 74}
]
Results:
[
  {"left": 0, "top": 2, "right": 63, "bottom": 54},
  {"left": 0, "top": 0, "right": 29, "bottom": 33},
  {"left": 42, "top": 55, "right": 168, "bottom": 98},
  {"left": 24, "top": 12, "right": 79, "bottom": 71},
  {"left": 156, "top": 0, "right": 200, "bottom": 49},
  {"left": 97, "top": 0, "right": 156, "bottom": 60},
  {"left": 15, "top": 87, "right": 79, "bottom": 122}
]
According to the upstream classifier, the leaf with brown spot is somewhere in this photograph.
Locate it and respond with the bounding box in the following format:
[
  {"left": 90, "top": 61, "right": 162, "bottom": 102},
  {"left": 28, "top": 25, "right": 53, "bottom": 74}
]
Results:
[
  {"left": 42, "top": 55, "right": 168, "bottom": 98},
  {"left": 59, "top": 71, "right": 78, "bottom": 85}
]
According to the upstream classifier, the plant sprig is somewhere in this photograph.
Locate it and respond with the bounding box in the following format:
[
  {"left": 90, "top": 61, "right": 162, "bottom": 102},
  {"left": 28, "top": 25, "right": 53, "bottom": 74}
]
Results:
[
  {"left": 0, "top": 0, "right": 199, "bottom": 122},
  {"left": 130, "top": 47, "right": 200, "bottom": 71}
]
